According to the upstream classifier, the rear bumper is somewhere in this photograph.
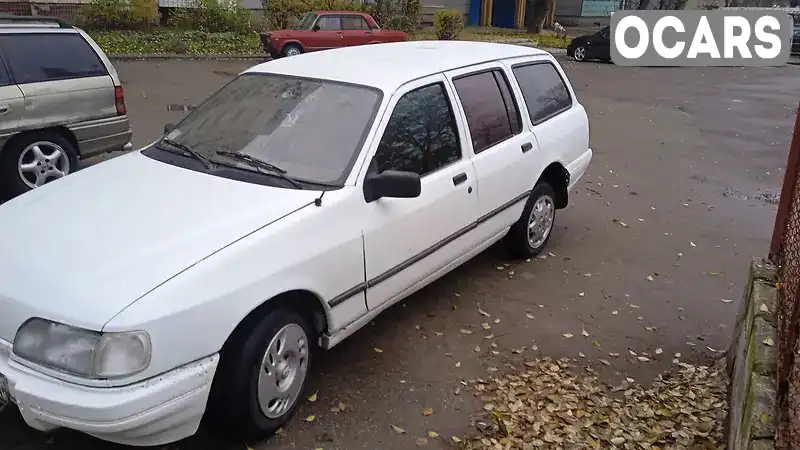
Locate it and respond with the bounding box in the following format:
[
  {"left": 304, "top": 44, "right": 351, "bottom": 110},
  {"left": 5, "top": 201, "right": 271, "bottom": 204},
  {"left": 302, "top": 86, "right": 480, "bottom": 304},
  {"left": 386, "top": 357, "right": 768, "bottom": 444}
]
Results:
[
  {"left": 566, "top": 147, "right": 592, "bottom": 191},
  {"left": 69, "top": 116, "right": 133, "bottom": 159},
  {"left": 0, "top": 339, "right": 218, "bottom": 446}
]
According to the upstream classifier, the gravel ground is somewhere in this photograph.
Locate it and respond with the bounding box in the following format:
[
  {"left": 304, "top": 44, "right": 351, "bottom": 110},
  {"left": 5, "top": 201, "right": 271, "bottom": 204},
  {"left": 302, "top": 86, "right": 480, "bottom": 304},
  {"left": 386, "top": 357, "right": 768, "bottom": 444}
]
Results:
[{"left": 1, "top": 56, "right": 799, "bottom": 450}]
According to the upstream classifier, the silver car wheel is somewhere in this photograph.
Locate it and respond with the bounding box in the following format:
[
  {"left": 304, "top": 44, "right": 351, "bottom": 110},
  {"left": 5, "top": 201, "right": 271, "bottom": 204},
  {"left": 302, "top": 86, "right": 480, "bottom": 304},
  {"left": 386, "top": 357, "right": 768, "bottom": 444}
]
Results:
[
  {"left": 285, "top": 46, "right": 301, "bottom": 56},
  {"left": 574, "top": 46, "right": 587, "bottom": 62},
  {"left": 17, "top": 141, "right": 70, "bottom": 189},
  {"left": 528, "top": 195, "right": 554, "bottom": 249},
  {"left": 257, "top": 323, "right": 309, "bottom": 419}
]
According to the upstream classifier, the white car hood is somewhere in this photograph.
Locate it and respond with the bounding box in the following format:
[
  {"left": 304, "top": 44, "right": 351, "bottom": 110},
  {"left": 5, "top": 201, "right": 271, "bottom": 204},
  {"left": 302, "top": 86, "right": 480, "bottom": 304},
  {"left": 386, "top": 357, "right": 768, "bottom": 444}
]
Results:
[{"left": 0, "top": 151, "right": 319, "bottom": 341}]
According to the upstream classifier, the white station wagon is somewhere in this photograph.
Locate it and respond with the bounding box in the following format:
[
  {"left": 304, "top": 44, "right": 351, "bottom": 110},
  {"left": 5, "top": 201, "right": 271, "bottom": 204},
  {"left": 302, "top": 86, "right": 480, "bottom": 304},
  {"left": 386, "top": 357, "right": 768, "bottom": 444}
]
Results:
[{"left": 0, "top": 41, "right": 591, "bottom": 445}]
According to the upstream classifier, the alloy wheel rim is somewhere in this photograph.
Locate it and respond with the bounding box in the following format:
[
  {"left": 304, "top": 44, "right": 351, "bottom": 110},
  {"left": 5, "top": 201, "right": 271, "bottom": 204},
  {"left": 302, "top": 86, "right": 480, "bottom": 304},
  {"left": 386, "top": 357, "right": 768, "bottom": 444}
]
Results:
[
  {"left": 17, "top": 141, "right": 70, "bottom": 189},
  {"left": 527, "top": 195, "right": 554, "bottom": 248},
  {"left": 257, "top": 323, "right": 309, "bottom": 419},
  {"left": 575, "top": 47, "right": 586, "bottom": 61}
]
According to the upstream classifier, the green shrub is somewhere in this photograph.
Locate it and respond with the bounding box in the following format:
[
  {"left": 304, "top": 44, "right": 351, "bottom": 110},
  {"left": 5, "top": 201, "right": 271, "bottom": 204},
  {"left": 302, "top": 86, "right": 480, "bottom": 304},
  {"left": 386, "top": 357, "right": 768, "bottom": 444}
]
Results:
[
  {"left": 168, "top": 0, "right": 252, "bottom": 34},
  {"left": 130, "top": 0, "right": 159, "bottom": 26},
  {"left": 263, "top": 0, "right": 417, "bottom": 32},
  {"left": 434, "top": 9, "right": 463, "bottom": 40},
  {"left": 76, "top": 0, "right": 132, "bottom": 30},
  {"left": 77, "top": 0, "right": 160, "bottom": 29}
]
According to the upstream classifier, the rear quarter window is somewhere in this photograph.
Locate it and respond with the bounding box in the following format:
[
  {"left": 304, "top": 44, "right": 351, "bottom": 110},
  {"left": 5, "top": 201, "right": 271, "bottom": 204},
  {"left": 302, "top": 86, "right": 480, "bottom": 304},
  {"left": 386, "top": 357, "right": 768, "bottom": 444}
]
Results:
[
  {"left": 511, "top": 62, "right": 572, "bottom": 125},
  {"left": 0, "top": 33, "right": 108, "bottom": 85}
]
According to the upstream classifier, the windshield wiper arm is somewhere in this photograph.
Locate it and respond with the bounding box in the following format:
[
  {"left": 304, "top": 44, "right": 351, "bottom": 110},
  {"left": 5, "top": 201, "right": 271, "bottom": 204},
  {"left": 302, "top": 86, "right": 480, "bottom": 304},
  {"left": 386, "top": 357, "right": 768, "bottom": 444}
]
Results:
[
  {"left": 215, "top": 150, "right": 303, "bottom": 189},
  {"left": 160, "top": 139, "right": 213, "bottom": 169}
]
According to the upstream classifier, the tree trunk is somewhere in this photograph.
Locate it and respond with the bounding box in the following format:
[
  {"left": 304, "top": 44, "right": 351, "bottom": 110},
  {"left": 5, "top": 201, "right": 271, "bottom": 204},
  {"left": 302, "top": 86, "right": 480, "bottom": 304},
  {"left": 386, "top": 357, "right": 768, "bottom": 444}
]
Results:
[
  {"left": 638, "top": 0, "right": 650, "bottom": 9},
  {"left": 526, "top": 0, "right": 549, "bottom": 33}
]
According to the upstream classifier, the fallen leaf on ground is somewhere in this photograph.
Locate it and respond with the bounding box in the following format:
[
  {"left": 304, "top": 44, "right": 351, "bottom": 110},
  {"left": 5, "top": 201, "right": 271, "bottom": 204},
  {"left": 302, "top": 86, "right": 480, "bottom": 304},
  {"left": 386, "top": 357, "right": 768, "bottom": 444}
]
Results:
[
  {"left": 526, "top": 313, "right": 535, "bottom": 319},
  {"left": 461, "top": 357, "right": 727, "bottom": 449},
  {"left": 305, "top": 415, "right": 316, "bottom": 422},
  {"left": 423, "top": 408, "right": 433, "bottom": 416},
  {"left": 307, "top": 392, "right": 317, "bottom": 402},
  {"left": 646, "top": 275, "right": 654, "bottom": 281},
  {"left": 373, "top": 348, "right": 383, "bottom": 353},
  {"left": 391, "top": 425, "right": 406, "bottom": 434},
  {"left": 655, "top": 348, "right": 663, "bottom": 355},
  {"left": 427, "top": 431, "right": 439, "bottom": 438},
  {"left": 460, "top": 329, "right": 473, "bottom": 335},
  {"left": 562, "top": 333, "right": 574, "bottom": 339},
  {"left": 415, "top": 437, "right": 428, "bottom": 446},
  {"left": 478, "top": 307, "right": 490, "bottom": 317},
  {"left": 721, "top": 299, "right": 733, "bottom": 303},
  {"left": 451, "top": 436, "right": 462, "bottom": 443},
  {"left": 760, "top": 303, "right": 770, "bottom": 313},
  {"left": 764, "top": 338, "right": 775, "bottom": 346},
  {"left": 581, "top": 329, "right": 590, "bottom": 337}
]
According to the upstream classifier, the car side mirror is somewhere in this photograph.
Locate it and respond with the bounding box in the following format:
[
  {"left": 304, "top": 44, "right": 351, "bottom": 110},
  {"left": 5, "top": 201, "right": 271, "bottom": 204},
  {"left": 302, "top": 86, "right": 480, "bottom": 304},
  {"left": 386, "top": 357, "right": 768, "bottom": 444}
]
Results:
[
  {"left": 364, "top": 170, "right": 421, "bottom": 203},
  {"left": 164, "top": 123, "right": 176, "bottom": 134},
  {"left": 312, "top": 24, "right": 320, "bottom": 31}
]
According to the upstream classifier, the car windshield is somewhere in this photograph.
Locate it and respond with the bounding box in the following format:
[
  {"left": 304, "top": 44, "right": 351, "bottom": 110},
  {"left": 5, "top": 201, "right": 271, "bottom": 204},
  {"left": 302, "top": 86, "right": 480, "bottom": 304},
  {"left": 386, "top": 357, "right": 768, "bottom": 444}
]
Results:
[
  {"left": 157, "top": 73, "right": 381, "bottom": 185},
  {"left": 298, "top": 13, "right": 317, "bottom": 29}
]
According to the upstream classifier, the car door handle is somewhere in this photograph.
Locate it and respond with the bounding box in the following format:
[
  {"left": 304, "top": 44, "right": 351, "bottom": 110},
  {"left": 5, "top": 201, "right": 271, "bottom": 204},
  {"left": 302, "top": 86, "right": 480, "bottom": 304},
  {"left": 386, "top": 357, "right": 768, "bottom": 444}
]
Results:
[
  {"left": 452, "top": 172, "right": 468, "bottom": 186},
  {"left": 0, "top": 105, "right": 11, "bottom": 115},
  {"left": 521, "top": 142, "right": 533, "bottom": 153}
]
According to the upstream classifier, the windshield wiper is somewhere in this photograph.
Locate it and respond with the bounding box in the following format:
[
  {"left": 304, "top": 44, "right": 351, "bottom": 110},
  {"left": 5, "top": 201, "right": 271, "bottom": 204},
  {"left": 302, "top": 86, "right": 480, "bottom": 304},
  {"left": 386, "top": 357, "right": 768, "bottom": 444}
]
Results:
[
  {"left": 216, "top": 150, "right": 303, "bottom": 189},
  {"left": 159, "top": 139, "right": 213, "bottom": 169}
]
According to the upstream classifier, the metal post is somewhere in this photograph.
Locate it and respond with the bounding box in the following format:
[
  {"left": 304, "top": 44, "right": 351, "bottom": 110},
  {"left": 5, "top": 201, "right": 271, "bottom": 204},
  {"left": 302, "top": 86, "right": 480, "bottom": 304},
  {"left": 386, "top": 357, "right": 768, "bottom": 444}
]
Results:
[{"left": 770, "top": 102, "right": 800, "bottom": 263}]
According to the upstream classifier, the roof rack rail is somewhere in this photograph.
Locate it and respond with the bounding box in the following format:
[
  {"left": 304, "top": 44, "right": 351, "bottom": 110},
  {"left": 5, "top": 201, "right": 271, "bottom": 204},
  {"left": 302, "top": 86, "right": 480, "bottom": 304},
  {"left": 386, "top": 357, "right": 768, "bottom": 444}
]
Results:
[{"left": 0, "top": 14, "right": 72, "bottom": 28}]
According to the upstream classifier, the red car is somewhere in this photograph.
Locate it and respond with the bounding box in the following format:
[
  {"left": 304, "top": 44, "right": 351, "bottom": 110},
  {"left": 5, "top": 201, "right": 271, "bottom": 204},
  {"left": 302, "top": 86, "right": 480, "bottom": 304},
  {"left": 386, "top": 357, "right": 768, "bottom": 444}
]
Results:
[{"left": 260, "top": 11, "right": 408, "bottom": 58}]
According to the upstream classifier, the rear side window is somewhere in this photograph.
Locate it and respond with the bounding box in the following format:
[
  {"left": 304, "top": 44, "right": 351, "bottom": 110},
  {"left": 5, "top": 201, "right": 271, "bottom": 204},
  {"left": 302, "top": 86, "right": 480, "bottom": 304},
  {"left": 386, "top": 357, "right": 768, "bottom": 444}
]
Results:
[
  {"left": 342, "top": 15, "right": 369, "bottom": 30},
  {"left": 0, "top": 33, "right": 108, "bottom": 85},
  {"left": 512, "top": 62, "right": 572, "bottom": 125},
  {"left": 453, "top": 69, "right": 521, "bottom": 154}
]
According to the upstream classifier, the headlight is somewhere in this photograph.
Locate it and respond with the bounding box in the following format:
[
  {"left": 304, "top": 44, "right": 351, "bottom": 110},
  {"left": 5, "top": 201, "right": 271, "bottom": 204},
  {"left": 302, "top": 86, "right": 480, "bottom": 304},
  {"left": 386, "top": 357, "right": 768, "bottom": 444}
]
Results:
[{"left": 13, "top": 318, "right": 151, "bottom": 379}]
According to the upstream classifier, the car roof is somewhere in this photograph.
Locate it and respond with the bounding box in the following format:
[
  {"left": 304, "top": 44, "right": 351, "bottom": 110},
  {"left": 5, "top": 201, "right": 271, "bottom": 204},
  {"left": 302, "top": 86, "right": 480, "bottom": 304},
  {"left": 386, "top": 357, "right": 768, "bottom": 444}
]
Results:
[{"left": 245, "top": 40, "right": 549, "bottom": 92}]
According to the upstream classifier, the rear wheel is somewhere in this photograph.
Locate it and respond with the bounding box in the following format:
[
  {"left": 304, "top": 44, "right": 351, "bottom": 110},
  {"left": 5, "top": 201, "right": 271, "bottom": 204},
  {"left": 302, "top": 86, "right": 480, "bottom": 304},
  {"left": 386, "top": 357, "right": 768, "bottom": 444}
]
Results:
[
  {"left": 0, "top": 131, "right": 77, "bottom": 200},
  {"left": 504, "top": 182, "right": 557, "bottom": 259},
  {"left": 282, "top": 44, "right": 302, "bottom": 57},
  {"left": 207, "top": 309, "right": 315, "bottom": 441}
]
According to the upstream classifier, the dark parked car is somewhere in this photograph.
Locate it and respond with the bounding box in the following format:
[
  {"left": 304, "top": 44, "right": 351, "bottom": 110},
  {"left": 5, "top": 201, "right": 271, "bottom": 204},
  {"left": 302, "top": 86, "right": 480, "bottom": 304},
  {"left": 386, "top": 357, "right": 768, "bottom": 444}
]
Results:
[{"left": 567, "top": 26, "right": 611, "bottom": 62}]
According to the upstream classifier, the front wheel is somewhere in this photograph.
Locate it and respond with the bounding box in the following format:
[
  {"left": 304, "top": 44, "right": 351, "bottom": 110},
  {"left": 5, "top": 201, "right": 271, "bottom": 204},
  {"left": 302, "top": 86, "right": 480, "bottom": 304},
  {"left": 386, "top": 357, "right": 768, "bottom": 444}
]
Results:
[
  {"left": 282, "top": 44, "right": 303, "bottom": 57},
  {"left": 504, "top": 182, "right": 557, "bottom": 259},
  {"left": 207, "top": 309, "right": 315, "bottom": 440},
  {"left": 573, "top": 45, "right": 587, "bottom": 62}
]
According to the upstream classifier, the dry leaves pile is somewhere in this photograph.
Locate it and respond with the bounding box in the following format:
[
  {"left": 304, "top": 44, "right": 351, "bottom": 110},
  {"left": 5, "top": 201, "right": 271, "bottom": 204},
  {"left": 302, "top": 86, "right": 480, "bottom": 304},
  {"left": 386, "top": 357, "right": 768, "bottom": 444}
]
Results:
[{"left": 462, "top": 357, "right": 726, "bottom": 449}]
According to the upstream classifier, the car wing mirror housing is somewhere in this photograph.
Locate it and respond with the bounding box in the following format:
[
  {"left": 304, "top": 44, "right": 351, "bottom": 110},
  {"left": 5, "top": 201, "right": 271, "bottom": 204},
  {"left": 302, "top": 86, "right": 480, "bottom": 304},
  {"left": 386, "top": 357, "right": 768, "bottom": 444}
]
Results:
[
  {"left": 164, "top": 123, "right": 176, "bottom": 134},
  {"left": 364, "top": 170, "right": 421, "bottom": 203}
]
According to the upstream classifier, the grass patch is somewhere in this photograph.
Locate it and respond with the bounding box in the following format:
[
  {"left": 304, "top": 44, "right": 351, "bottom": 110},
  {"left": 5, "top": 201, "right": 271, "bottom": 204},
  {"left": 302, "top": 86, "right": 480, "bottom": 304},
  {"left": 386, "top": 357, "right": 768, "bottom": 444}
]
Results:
[
  {"left": 88, "top": 29, "right": 262, "bottom": 55},
  {"left": 411, "top": 26, "right": 570, "bottom": 49}
]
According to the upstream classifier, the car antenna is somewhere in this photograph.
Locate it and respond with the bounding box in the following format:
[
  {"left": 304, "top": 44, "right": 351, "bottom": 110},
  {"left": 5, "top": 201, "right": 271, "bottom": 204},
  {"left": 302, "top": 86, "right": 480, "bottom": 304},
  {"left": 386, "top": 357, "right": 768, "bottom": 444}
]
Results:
[{"left": 314, "top": 191, "right": 324, "bottom": 207}]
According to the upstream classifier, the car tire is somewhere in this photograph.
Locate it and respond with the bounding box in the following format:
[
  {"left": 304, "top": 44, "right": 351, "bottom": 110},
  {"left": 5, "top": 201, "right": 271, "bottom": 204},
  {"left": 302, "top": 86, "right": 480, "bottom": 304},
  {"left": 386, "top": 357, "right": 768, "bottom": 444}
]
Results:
[
  {"left": 281, "top": 44, "right": 303, "bottom": 57},
  {"left": 0, "top": 131, "right": 78, "bottom": 200},
  {"left": 207, "top": 308, "right": 315, "bottom": 441},
  {"left": 573, "top": 45, "right": 587, "bottom": 62},
  {"left": 504, "top": 182, "right": 557, "bottom": 259}
]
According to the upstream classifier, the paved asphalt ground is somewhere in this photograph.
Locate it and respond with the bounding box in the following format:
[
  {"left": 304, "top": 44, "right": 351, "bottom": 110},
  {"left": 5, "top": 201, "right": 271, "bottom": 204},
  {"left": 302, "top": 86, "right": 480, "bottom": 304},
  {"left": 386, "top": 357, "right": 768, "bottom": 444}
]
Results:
[{"left": 2, "top": 56, "right": 800, "bottom": 450}]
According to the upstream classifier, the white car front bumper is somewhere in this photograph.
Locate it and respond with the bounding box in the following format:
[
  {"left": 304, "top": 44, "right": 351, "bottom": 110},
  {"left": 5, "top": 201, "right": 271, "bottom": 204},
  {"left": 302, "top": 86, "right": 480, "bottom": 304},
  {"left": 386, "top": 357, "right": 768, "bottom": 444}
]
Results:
[{"left": 0, "top": 339, "right": 219, "bottom": 446}]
